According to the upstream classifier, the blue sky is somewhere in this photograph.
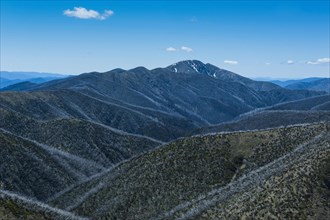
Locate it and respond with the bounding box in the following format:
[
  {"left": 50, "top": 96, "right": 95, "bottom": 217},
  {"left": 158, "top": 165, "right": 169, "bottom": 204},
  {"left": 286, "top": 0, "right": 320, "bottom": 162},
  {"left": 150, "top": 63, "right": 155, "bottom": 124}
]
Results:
[{"left": 1, "top": 0, "right": 329, "bottom": 78}]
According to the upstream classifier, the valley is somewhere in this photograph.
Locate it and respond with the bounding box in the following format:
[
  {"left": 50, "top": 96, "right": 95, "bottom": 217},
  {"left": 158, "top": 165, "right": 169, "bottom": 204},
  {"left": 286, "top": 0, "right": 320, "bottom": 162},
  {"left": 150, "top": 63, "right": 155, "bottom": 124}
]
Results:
[{"left": 0, "top": 60, "right": 329, "bottom": 219}]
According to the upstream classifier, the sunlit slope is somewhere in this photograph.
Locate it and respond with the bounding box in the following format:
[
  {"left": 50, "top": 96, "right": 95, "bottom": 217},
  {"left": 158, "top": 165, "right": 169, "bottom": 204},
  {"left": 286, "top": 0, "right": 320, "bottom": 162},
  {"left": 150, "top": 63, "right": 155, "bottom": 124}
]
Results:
[{"left": 49, "top": 123, "right": 329, "bottom": 220}]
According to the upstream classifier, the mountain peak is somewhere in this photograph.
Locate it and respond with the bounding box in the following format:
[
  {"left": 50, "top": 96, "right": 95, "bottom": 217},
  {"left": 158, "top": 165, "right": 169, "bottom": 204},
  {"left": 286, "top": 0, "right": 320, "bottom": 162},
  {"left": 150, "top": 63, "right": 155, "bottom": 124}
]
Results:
[
  {"left": 164, "top": 60, "right": 281, "bottom": 91},
  {"left": 176, "top": 59, "right": 206, "bottom": 67},
  {"left": 129, "top": 66, "right": 150, "bottom": 73},
  {"left": 167, "top": 60, "right": 213, "bottom": 75}
]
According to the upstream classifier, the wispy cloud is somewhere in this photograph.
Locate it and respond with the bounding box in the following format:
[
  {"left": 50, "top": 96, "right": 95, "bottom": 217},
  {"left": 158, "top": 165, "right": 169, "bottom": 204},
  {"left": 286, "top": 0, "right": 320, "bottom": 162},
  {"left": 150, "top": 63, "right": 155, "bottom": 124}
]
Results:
[
  {"left": 286, "top": 60, "right": 294, "bottom": 65},
  {"left": 265, "top": 62, "right": 271, "bottom": 65},
  {"left": 307, "top": 58, "right": 330, "bottom": 65},
  {"left": 64, "top": 7, "right": 114, "bottom": 20},
  {"left": 165, "top": 47, "right": 178, "bottom": 52},
  {"left": 165, "top": 46, "right": 193, "bottom": 52},
  {"left": 190, "top": 16, "right": 198, "bottom": 23},
  {"left": 181, "top": 46, "right": 193, "bottom": 52},
  {"left": 224, "top": 60, "right": 238, "bottom": 65}
]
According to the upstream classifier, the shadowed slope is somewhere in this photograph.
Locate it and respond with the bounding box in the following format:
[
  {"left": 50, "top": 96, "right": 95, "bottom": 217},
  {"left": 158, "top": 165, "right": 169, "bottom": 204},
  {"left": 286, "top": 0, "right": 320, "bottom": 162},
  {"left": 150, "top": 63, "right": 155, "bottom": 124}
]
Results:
[
  {"left": 0, "top": 90, "right": 196, "bottom": 141},
  {"left": 0, "top": 190, "right": 86, "bottom": 220},
  {"left": 0, "top": 129, "right": 105, "bottom": 201},
  {"left": 0, "top": 108, "right": 161, "bottom": 167},
  {"left": 194, "top": 95, "right": 330, "bottom": 135}
]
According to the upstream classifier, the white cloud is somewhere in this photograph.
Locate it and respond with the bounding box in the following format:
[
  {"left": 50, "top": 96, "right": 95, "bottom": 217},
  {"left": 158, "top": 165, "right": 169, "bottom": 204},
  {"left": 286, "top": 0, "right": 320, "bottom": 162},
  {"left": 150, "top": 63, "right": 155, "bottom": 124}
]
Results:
[
  {"left": 101, "top": 10, "right": 114, "bottom": 19},
  {"left": 165, "top": 46, "right": 193, "bottom": 52},
  {"left": 64, "top": 7, "right": 114, "bottom": 20},
  {"left": 265, "top": 62, "right": 271, "bottom": 65},
  {"left": 166, "top": 47, "right": 178, "bottom": 52},
  {"left": 287, "top": 60, "right": 294, "bottom": 64},
  {"left": 224, "top": 60, "right": 238, "bottom": 65},
  {"left": 307, "top": 57, "right": 330, "bottom": 65},
  {"left": 181, "top": 46, "right": 193, "bottom": 52}
]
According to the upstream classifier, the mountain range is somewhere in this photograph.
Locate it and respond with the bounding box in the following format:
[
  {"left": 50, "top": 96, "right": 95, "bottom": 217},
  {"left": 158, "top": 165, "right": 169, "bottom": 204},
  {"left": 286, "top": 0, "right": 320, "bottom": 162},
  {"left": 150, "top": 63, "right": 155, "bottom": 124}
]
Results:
[
  {"left": 1, "top": 60, "right": 324, "bottom": 125},
  {"left": 271, "top": 77, "right": 326, "bottom": 87},
  {"left": 0, "top": 60, "right": 329, "bottom": 219},
  {"left": 271, "top": 77, "right": 330, "bottom": 93},
  {"left": 0, "top": 71, "right": 69, "bottom": 89},
  {"left": 285, "top": 78, "right": 329, "bottom": 93}
]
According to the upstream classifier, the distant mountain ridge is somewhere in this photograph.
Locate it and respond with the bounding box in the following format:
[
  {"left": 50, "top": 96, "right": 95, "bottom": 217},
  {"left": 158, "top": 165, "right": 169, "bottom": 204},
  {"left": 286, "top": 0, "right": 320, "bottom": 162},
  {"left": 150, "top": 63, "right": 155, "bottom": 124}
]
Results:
[
  {"left": 0, "top": 71, "right": 69, "bottom": 89},
  {"left": 271, "top": 77, "right": 326, "bottom": 87},
  {"left": 0, "top": 71, "right": 68, "bottom": 80},
  {"left": 285, "top": 78, "right": 330, "bottom": 93},
  {"left": 270, "top": 77, "right": 330, "bottom": 93},
  {"left": 0, "top": 81, "right": 37, "bottom": 91}
]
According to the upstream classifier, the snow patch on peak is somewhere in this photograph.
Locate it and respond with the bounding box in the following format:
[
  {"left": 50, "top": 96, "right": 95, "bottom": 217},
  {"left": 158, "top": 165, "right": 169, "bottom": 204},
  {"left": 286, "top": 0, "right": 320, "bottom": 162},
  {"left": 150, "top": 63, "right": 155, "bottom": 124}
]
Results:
[
  {"left": 189, "top": 61, "right": 199, "bottom": 73},
  {"left": 191, "top": 64, "right": 198, "bottom": 72}
]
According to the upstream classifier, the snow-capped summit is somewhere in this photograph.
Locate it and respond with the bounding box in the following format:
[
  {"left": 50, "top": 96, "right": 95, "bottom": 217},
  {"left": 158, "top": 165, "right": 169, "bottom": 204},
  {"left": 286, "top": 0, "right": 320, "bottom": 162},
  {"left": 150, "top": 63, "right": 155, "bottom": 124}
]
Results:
[
  {"left": 166, "top": 60, "right": 280, "bottom": 91},
  {"left": 166, "top": 60, "right": 211, "bottom": 75},
  {"left": 166, "top": 59, "right": 239, "bottom": 80}
]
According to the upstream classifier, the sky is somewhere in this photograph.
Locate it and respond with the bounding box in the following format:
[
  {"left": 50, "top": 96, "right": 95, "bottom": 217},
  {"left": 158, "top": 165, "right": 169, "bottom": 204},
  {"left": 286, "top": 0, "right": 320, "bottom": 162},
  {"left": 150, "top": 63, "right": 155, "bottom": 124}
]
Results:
[{"left": 0, "top": 0, "right": 329, "bottom": 78}]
